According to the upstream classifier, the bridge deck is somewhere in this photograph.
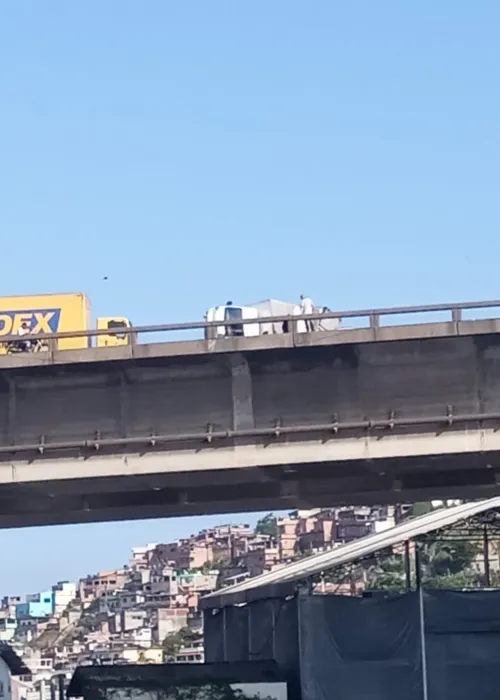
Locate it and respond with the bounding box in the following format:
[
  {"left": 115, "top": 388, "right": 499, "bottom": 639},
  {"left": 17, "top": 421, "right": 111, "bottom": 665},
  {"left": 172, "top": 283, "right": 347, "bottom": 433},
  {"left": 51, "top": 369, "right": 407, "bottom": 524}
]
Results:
[
  {"left": 1, "top": 427, "right": 500, "bottom": 528},
  {"left": 0, "top": 315, "right": 500, "bottom": 527}
]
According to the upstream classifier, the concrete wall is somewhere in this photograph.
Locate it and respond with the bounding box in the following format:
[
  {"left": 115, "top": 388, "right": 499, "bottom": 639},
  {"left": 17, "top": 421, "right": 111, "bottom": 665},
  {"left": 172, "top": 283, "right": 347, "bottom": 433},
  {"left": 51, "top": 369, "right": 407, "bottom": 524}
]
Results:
[{"left": 0, "top": 334, "right": 499, "bottom": 451}]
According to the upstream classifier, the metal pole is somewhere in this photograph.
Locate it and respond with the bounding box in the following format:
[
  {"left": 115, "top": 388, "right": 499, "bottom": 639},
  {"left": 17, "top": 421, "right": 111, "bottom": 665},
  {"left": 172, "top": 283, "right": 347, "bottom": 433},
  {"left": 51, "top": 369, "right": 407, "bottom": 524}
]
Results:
[
  {"left": 222, "top": 607, "right": 227, "bottom": 661},
  {"left": 415, "top": 542, "right": 422, "bottom": 590},
  {"left": 294, "top": 586, "right": 309, "bottom": 700},
  {"left": 484, "top": 526, "right": 491, "bottom": 587},
  {"left": 57, "top": 674, "right": 65, "bottom": 700},
  {"left": 271, "top": 600, "right": 277, "bottom": 660},
  {"left": 418, "top": 585, "right": 429, "bottom": 700},
  {"left": 49, "top": 678, "right": 56, "bottom": 700},
  {"left": 404, "top": 540, "right": 412, "bottom": 591},
  {"left": 248, "top": 603, "right": 252, "bottom": 657}
]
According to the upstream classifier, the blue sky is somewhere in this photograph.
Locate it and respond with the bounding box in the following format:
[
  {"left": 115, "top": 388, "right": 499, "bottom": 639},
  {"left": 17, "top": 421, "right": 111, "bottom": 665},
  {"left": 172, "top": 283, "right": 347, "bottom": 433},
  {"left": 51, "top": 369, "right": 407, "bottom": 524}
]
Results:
[{"left": 0, "top": 0, "right": 499, "bottom": 593}]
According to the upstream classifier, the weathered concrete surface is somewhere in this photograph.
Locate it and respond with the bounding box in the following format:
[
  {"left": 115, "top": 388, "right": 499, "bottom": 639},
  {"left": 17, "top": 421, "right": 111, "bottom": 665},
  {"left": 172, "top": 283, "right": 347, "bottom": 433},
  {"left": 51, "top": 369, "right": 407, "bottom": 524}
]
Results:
[
  {"left": 2, "top": 331, "right": 500, "bottom": 446},
  {"left": 0, "top": 328, "right": 500, "bottom": 526}
]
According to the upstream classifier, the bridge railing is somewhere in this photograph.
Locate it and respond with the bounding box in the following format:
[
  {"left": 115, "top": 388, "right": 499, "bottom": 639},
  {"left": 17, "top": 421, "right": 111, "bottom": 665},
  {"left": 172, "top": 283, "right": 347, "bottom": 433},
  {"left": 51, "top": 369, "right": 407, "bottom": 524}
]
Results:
[{"left": 2, "top": 298, "right": 500, "bottom": 349}]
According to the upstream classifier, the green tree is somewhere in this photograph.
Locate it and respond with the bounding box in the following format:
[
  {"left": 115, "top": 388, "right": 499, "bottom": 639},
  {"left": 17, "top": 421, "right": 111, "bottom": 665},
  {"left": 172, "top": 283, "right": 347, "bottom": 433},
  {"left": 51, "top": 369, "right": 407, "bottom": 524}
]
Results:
[
  {"left": 255, "top": 513, "right": 278, "bottom": 538},
  {"left": 420, "top": 538, "right": 480, "bottom": 587},
  {"left": 366, "top": 553, "right": 406, "bottom": 592},
  {"left": 365, "top": 536, "right": 480, "bottom": 592},
  {"left": 178, "top": 625, "right": 199, "bottom": 643},
  {"left": 162, "top": 626, "right": 200, "bottom": 660},
  {"left": 162, "top": 633, "right": 181, "bottom": 659},
  {"left": 107, "top": 686, "right": 276, "bottom": 700},
  {"left": 364, "top": 500, "right": 481, "bottom": 591}
]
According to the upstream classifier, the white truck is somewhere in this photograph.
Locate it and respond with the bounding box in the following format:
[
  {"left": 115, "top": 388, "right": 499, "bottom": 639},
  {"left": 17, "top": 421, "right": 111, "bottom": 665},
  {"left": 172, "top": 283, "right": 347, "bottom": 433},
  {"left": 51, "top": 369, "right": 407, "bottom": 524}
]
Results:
[{"left": 204, "top": 299, "right": 340, "bottom": 339}]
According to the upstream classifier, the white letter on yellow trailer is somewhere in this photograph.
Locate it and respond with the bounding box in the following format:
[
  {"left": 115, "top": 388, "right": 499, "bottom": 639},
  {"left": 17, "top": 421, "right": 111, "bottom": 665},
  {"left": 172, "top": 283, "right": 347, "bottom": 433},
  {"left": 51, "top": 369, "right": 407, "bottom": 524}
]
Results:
[{"left": 32, "top": 311, "right": 55, "bottom": 333}]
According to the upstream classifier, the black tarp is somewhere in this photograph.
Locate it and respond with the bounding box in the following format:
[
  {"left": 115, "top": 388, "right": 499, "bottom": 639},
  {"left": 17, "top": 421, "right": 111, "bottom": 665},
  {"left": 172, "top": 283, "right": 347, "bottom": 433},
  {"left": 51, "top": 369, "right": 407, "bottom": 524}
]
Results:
[
  {"left": 204, "top": 597, "right": 298, "bottom": 672},
  {"left": 298, "top": 589, "right": 500, "bottom": 700},
  {"left": 205, "top": 589, "right": 500, "bottom": 700},
  {"left": 424, "top": 589, "right": 500, "bottom": 700},
  {"left": 298, "top": 592, "right": 423, "bottom": 700}
]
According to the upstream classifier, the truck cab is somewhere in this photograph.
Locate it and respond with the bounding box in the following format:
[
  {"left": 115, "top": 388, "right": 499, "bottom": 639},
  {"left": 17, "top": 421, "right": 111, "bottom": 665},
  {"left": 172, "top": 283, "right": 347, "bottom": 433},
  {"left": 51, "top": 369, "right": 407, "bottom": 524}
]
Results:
[
  {"left": 204, "top": 304, "right": 260, "bottom": 340},
  {"left": 96, "top": 317, "right": 133, "bottom": 347}
]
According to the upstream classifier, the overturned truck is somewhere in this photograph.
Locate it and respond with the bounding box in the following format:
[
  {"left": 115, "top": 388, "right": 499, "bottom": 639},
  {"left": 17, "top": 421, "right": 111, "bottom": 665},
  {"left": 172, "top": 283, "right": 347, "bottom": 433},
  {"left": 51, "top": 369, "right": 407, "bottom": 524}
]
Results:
[{"left": 204, "top": 298, "right": 340, "bottom": 339}]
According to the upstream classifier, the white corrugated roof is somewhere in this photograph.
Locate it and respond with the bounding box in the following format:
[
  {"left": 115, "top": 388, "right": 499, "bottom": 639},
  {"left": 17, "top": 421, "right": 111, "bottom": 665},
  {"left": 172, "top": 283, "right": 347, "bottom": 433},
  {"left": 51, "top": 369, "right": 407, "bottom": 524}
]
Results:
[{"left": 203, "top": 496, "right": 500, "bottom": 604}]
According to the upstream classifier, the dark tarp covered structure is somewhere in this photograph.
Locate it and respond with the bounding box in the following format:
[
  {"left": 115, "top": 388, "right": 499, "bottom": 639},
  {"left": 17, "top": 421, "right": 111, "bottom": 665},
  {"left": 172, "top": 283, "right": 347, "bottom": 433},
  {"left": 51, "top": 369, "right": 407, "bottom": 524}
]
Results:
[
  {"left": 0, "top": 643, "right": 30, "bottom": 676},
  {"left": 204, "top": 589, "right": 500, "bottom": 700},
  {"left": 204, "top": 597, "right": 299, "bottom": 670},
  {"left": 67, "top": 661, "right": 290, "bottom": 700}
]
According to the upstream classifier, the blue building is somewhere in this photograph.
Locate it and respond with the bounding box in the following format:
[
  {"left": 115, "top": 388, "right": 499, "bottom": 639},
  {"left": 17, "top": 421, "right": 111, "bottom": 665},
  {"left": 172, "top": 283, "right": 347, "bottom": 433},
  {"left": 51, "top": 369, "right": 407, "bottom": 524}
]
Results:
[{"left": 15, "top": 590, "right": 54, "bottom": 618}]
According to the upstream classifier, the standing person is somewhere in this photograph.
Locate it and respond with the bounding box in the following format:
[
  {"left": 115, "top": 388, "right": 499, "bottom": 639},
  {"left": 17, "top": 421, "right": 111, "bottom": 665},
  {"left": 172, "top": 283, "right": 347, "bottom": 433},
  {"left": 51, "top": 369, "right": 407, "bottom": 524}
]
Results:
[{"left": 300, "top": 295, "right": 315, "bottom": 332}]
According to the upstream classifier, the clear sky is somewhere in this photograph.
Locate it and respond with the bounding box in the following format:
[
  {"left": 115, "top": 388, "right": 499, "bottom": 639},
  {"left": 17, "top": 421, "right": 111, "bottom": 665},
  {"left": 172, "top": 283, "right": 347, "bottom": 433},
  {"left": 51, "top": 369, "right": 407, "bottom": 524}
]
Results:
[{"left": 0, "top": 1, "right": 499, "bottom": 593}]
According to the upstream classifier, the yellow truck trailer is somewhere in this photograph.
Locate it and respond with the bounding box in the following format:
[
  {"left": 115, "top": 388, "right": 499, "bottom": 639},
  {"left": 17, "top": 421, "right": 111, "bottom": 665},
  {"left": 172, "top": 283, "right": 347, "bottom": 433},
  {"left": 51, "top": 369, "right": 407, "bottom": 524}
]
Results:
[{"left": 0, "top": 292, "right": 132, "bottom": 353}]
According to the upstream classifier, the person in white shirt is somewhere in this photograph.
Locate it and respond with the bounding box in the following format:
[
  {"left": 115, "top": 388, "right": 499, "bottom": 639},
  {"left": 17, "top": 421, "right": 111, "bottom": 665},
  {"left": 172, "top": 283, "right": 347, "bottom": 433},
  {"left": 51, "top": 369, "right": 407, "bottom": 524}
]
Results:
[
  {"left": 17, "top": 322, "right": 31, "bottom": 352},
  {"left": 300, "top": 295, "right": 315, "bottom": 332}
]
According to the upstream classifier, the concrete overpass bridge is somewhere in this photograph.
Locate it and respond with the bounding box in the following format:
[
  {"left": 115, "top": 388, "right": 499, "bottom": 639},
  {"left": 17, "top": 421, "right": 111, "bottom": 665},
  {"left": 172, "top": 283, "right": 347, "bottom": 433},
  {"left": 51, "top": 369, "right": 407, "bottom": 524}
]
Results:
[{"left": 1, "top": 300, "right": 500, "bottom": 528}]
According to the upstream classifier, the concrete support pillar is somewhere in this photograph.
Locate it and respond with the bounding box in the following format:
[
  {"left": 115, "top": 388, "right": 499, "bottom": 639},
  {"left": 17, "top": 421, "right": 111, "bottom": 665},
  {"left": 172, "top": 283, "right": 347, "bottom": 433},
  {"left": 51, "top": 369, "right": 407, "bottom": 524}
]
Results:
[{"left": 228, "top": 354, "right": 254, "bottom": 431}]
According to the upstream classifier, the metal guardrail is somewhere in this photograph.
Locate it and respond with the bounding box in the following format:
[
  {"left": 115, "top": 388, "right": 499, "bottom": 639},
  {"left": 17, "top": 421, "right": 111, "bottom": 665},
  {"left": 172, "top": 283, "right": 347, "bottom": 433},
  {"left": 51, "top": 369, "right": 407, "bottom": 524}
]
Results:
[
  {"left": 1, "top": 409, "right": 500, "bottom": 457},
  {"left": 1, "top": 298, "right": 500, "bottom": 347}
]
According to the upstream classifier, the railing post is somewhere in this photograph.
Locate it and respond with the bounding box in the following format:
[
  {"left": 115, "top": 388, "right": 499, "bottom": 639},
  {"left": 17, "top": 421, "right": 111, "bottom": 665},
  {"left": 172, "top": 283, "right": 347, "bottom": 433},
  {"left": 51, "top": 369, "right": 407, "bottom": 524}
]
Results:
[
  {"left": 451, "top": 308, "right": 462, "bottom": 322},
  {"left": 369, "top": 313, "right": 380, "bottom": 328}
]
